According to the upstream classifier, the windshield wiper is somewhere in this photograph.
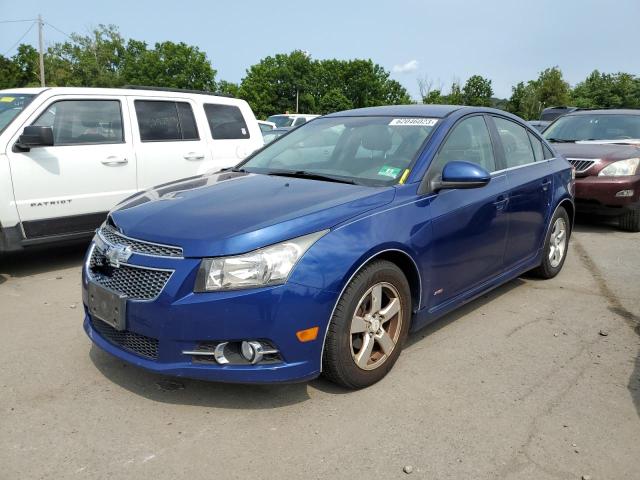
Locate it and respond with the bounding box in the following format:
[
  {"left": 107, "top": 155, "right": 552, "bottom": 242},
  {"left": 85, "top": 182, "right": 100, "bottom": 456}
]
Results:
[
  {"left": 219, "top": 167, "right": 248, "bottom": 173},
  {"left": 546, "top": 138, "right": 576, "bottom": 143},
  {"left": 266, "top": 170, "right": 358, "bottom": 185}
]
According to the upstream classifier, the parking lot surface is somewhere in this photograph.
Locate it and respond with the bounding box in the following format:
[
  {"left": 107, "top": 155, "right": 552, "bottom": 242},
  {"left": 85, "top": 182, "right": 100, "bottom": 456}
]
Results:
[{"left": 1, "top": 219, "right": 638, "bottom": 480}]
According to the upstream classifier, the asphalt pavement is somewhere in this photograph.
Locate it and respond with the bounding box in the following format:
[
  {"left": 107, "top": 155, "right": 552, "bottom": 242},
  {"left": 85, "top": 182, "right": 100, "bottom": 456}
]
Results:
[{"left": 1, "top": 218, "right": 638, "bottom": 480}]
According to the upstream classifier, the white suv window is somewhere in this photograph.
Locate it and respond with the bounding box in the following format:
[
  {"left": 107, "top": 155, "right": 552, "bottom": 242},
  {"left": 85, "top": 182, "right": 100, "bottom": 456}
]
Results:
[
  {"left": 135, "top": 100, "right": 199, "bottom": 142},
  {"left": 33, "top": 99, "right": 123, "bottom": 146},
  {"left": 203, "top": 103, "right": 250, "bottom": 140}
]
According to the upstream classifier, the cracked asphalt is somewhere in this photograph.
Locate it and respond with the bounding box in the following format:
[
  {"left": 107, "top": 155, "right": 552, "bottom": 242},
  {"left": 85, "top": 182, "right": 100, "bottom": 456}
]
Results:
[{"left": 1, "top": 218, "right": 638, "bottom": 480}]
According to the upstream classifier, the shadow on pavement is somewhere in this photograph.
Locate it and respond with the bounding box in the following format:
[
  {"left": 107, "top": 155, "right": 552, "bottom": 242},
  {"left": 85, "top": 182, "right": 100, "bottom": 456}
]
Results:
[
  {"left": 572, "top": 214, "right": 622, "bottom": 234},
  {"left": 89, "top": 345, "right": 312, "bottom": 408},
  {"left": 0, "top": 241, "right": 89, "bottom": 278}
]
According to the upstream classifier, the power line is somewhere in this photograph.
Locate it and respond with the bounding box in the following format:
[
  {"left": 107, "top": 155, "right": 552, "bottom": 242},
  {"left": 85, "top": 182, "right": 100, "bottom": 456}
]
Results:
[
  {"left": 2, "top": 21, "right": 35, "bottom": 56},
  {"left": 0, "top": 18, "right": 36, "bottom": 24},
  {"left": 45, "top": 22, "right": 73, "bottom": 40}
]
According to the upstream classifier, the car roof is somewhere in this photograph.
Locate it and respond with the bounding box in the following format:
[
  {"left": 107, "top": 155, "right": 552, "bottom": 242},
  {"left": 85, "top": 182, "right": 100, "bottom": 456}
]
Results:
[
  {"left": 0, "top": 86, "right": 242, "bottom": 103},
  {"left": 325, "top": 104, "right": 523, "bottom": 120},
  {"left": 567, "top": 109, "right": 640, "bottom": 116}
]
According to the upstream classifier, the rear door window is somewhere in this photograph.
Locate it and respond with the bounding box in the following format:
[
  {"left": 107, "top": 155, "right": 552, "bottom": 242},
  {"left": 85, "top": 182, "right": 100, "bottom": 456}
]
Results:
[
  {"left": 527, "top": 131, "right": 545, "bottom": 162},
  {"left": 135, "top": 100, "right": 200, "bottom": 142},
  {"left": 33, "top": 99, "right": 123, "bottom": 145},
  {"left": 493, "top": 117, "right": 536, "bottom": 168},
  {"left": 204, "top": 103, "right": 250, "bottom": 140}
]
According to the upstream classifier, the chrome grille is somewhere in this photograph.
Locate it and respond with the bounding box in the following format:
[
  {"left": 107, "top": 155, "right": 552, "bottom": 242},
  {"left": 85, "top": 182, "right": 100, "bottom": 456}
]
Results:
[
  {"left": 99, "top": 224, "right": 183, "bottom": 258},
  {"left": 88, "top": 248, "right": 172, "bottom": 300},
  {"left": 567, "top": 158, "right": 597, "bottom": 173},
  {"left": 91, "top": 317, "right": 159, "bottom": 360}
]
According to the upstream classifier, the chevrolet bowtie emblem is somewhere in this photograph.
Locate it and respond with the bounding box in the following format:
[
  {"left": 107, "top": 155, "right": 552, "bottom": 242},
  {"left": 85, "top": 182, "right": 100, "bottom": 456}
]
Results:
[{"left": 105, "top": 245, "right": 133, "bottom": 268}]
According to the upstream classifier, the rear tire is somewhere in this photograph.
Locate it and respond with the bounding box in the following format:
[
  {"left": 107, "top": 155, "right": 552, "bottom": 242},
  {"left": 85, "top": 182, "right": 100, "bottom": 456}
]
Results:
[
  {"left": 619, "top": 209, "right": 640, "bottom": 232},
  {"left": 531, "top": 206, "right": 570, "bottom": 279},
  {"left": 322, "top": 260, "right": 411, "bottom": 389}
]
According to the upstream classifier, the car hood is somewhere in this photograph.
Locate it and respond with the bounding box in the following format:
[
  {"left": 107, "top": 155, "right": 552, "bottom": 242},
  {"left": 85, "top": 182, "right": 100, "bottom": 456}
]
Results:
[
  {"left": 110, "top": 171, "right": 395, "bottom": 257},
  {"left": 552, "top": 142, "right": 640, "bottom": 161}
]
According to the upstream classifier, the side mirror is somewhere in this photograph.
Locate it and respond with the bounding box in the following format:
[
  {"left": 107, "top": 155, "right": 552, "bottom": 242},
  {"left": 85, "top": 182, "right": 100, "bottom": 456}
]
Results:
[
  {"left": 431, "top": 161, "right": 491, "bottom": 192},
  {"left": 14, "top": 126, "right": 54, "bottom": 151}
]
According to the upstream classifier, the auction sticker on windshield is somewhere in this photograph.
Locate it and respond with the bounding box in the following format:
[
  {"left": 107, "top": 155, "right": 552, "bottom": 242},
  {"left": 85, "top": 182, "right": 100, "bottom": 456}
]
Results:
[
  {"left": 389, "top": 118, "right": 438, "bottom": 126},
  {"left": 0, "top": 97, "right": 16, "bottom": 102}
]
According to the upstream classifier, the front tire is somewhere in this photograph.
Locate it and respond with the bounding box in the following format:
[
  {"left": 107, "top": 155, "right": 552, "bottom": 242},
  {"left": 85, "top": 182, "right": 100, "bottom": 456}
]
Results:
[
  {"left": 531, "top": 206, "right": 570, "bottom": 279},
  {"left": 619, "top": 209, "right": 640, "bottom": 232},
  {"left": 322, "top": 260, "right": 411, "bottom": 389}
]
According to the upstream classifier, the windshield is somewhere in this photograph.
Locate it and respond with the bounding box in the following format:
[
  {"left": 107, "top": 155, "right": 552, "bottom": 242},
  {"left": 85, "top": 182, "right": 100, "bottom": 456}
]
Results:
[
  {"left": 240, "top": 116, "right": 439, "bottom": 186},
  {"left": 266, "top": 115, "right": 295, "bottom": 127},
  {"left": 0, "top": 93, "right": 35, "bottom": 134},
  {"left": 543, "top": 114, "right": 640, "bottom": 142}
]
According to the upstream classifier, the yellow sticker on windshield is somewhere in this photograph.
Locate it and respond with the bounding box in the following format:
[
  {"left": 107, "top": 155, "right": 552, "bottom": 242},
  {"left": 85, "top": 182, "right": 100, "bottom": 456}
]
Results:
[
  {"left": 398, "top": 169, "right": 410, "bottom": 184},
  {"left": 0, "top": 97, "right": 15, "bottom": 102}
]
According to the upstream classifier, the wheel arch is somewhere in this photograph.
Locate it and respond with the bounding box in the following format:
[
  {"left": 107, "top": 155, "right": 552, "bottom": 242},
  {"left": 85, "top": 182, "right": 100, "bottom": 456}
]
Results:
[{"left": 319, "top": 248, "right": 422, "bottom": 371}]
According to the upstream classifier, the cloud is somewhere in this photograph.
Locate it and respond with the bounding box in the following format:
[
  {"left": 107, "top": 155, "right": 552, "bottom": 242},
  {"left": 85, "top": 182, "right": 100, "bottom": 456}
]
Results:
[{"left": 392, "top": 60, "right": 419, "bottom": 74}]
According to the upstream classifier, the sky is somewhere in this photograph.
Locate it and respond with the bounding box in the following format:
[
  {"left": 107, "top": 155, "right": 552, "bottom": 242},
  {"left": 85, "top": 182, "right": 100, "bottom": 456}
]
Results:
[{"left": 2, "top": 0, "right": 639, "bottom": 100}]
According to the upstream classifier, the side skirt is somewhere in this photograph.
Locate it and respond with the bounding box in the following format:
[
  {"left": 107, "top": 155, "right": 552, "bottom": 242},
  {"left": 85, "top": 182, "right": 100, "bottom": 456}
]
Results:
[{"left": 409, "top": 252, "right": 542, "bottom": 332}]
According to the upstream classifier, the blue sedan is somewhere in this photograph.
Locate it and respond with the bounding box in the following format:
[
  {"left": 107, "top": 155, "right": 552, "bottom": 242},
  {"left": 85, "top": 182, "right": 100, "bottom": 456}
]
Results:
[{"left": 82, "top": 105, "right": 574, "bottom": 389}]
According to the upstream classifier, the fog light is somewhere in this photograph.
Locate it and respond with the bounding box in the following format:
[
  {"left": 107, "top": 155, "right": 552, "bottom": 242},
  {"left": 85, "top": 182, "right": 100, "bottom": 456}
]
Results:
[
  {"left": 241, "top": 341, "right": 263, "bottom": 364},
  {"left": 615, "top": 189, "right": 634, "bottom": 197}
]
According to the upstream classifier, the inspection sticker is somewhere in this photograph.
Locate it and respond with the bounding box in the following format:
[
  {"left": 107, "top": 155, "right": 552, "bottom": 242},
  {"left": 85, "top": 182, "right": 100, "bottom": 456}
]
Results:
[
  {"left": 0, "top": 97, "right": 15, "bottom": 103},
  {"left": 378, "top": 165, "right": 402, "bottom": 178},
  {"left": 389, "top": 118, "right": 438, "bottom": 127}
]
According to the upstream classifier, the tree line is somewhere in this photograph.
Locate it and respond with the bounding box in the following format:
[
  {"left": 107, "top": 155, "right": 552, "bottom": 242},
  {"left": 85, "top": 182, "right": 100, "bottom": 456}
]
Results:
[{"left": 1, "top": 25, "right": 639, "bottom": 120}]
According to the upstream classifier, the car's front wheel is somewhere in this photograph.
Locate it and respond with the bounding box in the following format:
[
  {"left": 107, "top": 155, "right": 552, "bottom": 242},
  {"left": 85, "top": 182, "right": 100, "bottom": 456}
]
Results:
[
  {"left": 322, "top": 260, "right": 411, "bottom": 389},
  {"left": 619, "top": 208, "right": 640, "bottom": 232}
]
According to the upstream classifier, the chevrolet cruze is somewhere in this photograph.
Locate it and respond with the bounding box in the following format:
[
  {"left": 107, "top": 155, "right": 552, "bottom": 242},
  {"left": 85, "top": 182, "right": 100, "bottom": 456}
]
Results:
[{"left": 83, "top": 105, "right": 574, "bottom": 389}]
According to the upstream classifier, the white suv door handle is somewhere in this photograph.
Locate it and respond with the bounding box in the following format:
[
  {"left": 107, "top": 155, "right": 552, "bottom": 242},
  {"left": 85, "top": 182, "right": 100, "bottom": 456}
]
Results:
[
  {"left": 184, "top": 152, "right": 205, "bottom": 161},
  {"left": 101, "top": 156, "right": 128, "bottom": 166}
]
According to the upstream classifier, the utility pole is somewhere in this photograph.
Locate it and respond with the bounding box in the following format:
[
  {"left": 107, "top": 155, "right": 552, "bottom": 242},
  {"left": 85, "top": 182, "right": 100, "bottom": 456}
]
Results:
[{"left": 37, "top": 14, "right": 45, "bottom": 87}]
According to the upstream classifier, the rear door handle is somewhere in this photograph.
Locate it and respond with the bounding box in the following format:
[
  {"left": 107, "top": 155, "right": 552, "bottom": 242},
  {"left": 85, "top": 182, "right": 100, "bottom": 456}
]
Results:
[
  {"left": 101, "top": 156, "right": 128, "bottom": 166},
  {"left": 184, "top": 152, "right": 205, "bottom": 161},
  {"left": 542, "top": 178, "right": 552, "bottom": 191}
]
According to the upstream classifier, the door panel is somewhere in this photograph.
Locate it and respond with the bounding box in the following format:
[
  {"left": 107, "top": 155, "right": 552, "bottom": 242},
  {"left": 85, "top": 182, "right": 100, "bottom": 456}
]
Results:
[
  {"left": 429, "top": 174, "right": 509, "bottom": 307},
  {"left": 504, "top": 163, "right": 552, "bottom": 265},
  {"left": 491, "top": 116, "right": 552, "bottom": 267},
  {"left": 129, "top": 97, "right": 214, "bottom": 189},
  {"left": 6, "top": 96, "right": 137, "bottom": 236}
]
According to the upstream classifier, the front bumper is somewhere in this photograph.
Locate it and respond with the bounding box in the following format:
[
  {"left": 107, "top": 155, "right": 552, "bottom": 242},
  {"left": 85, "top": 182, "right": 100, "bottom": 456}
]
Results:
[
  {"left": 82, "top": 247, "right": 338, "bottom": 384},
  {"left": 574, "top": 175, "right": 640, "bottom": 216}
]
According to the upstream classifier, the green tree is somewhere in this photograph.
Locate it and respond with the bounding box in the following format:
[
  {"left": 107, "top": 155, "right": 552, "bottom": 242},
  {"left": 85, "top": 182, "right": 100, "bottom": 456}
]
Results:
[
  {"left": 422, "top": 89, "right": 445, "bottom": 104},
  {"left": 462, "top": 75, "right": 493, "bottom": 106},
  {"left": 536, "top": 67, "right": 570, "bottom": 108},
  {"left": 0, "top": 55, "right": 20, "bottom": 89},
  {"left": 572, "top": 70, "right": 640, "bottom": 108},
  {"left": 445, "top": 81, "right": 464, "bottom": 105},
  {"left": 217, "top": 80, "right": 239, "bottom": 97},
  {"left": 318, "top": 88, "right": 353, "bottom": 114},
  {"left": 121, "top": 40, "right": 216, "bottom": 90},
  {"left": 239, "top": 52, "right": 412, "bottom": 118}
]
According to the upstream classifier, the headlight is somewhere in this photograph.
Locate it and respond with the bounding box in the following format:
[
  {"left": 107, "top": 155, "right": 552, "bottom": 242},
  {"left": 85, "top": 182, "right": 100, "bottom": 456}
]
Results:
[
  {"left": 195, "top": 230, "right": 328, "bottom": 291},
  {"left": 598, "top": 158, "right": 640, "bottom": 177}
]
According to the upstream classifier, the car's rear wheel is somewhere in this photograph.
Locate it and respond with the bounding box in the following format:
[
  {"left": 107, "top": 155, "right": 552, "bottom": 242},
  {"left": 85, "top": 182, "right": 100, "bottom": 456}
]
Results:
[
  {"left": 531, "top": 206, "right": 570, "bottom": 279},
  {"left": 619, "top": 208, "right": 640, "bottom": 232},
  {"left": 322, "top": 260, "right": 411, "bottom": 389}
]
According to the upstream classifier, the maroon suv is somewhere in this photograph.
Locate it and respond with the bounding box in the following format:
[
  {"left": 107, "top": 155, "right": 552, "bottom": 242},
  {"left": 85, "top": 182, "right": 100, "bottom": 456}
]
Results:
[{"left": 543, "top": 109, "right": 640, "bottom": 231}]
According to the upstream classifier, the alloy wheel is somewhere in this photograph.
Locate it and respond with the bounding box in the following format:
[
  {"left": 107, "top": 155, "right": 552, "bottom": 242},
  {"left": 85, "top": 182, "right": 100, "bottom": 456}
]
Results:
[
  {"left": 549, "top": 217, "right": 567, "bottom": 268},
  {"left": 349, "top": 282, "right": 403, "bottom": 371}
]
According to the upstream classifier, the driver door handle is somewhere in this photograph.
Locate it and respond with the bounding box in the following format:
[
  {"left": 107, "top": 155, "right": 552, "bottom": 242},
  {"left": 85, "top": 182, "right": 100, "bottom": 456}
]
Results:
[
  {"left": 184, "top": 152, "right": 205, "bottom": 161},
  {"left": 493, "top": 195, "right": 509, "bottom": 211},
  {"left": 101, "top": 156, "right": 128, "bottom": 166}
]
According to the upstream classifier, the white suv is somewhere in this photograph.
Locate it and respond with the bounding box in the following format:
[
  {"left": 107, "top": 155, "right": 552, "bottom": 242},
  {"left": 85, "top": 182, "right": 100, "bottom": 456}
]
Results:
[{"left": 0, "top": 87, "right": 263, "bottom": 253}]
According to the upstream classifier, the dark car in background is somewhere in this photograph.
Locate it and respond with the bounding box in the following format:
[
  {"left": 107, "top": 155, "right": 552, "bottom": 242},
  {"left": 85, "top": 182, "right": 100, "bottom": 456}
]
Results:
[
  {"left": 543, "top": 109, "right": 640, "bottom": 231},
  {"left": 541, "top": 106, "right": 579, "bottom": 122}
]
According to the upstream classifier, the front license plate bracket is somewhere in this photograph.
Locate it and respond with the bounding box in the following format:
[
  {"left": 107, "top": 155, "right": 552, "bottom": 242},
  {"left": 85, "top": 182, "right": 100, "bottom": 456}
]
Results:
[{"left": 88, "top": 281, "right": 127, "bottom": 331}]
